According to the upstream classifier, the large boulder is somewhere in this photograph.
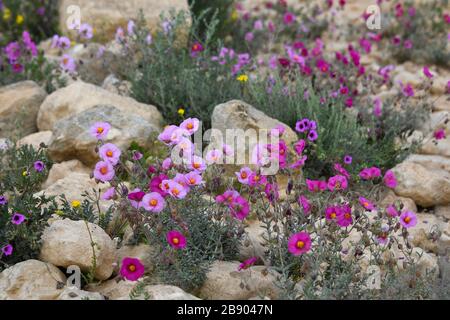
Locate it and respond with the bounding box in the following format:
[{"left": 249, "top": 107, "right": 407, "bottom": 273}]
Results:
[
  {"left": 37, "top": 81, "right": 162, "bottom": 131},
  {"left": 47, "top": 105, "right": 161, "bottom": 165},
  {"left": 392, "top": 155, "right": 450, "bottom": 207},
  {"left": 58, "top": 0, "right": 189, "bottom": 38},
  {"left": 40, "top": 219, "right": 117, "bottom": 281},
  {"left": 18, "top": 131, "right": 53, "bottom": 150},
  {"left": 211, "top": 100, "right": 298, "bottom": 167},
  {"left": 42, "top": 160, "right": 91, "bottom": 189},
  {"left": 0, "top": 260, "right": 66, "bottom": 300},
  {"left": 86, "top": 279, "right": 199, "bottom": 300},
  {"left": 199, "top": 261, "right": 280, "bottom": 300},
  {"left": 57, "top": 287, "right": 105, "bottom": 300},
  {"left": 0, "top": 81, "right": 47, "bottom": 139}
]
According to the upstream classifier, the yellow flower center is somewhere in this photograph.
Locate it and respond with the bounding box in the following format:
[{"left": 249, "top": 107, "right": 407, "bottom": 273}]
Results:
[
  {"left": 241, "top": 172, "right": 247, "bottom": 179},
  {"left": 404, "top": 216, "right": 411, "bottom": 223},
  {"left": 172, "top": 237, "right": 180, "bottom": 245},
  {"left": 187, "top": 123, "right": 193, "bottom": 130},
  {"left": 172, "top": 188, "right": 180, "bottom": 196},
  {"left": 193, "top": 163, "right": 200, "bottom": 169},
  {"left": 96, "top": 127, "right": 104, "bottom": 134},
  {"left": 100, "top": 166, "right": 108, "bottom": 175},
  {"left": 344, "top": 213, "right": 351, "bottom": 219},
  {"left": 330, "top": 212, "right": 336, "bottom": 219},
  {"left": 128, "top": 264, "right": 136, "bottom": 272},
  {"left": 296, "top": 241, "right": 305, "bottom": 249},
  {"left": 106, "top": 150, "right": 113, "bottom": 157},
  {"left": 150, "top": 199, "right": 158, "bottom": 206},
  {"left": 189, "top": 178, "right": 196, "bottom": 184},
  {"left": 363, "top": 202, "right": 369, "bottom": 207}
]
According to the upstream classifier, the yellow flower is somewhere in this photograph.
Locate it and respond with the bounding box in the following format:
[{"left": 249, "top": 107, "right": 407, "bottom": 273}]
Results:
[
  {"left": 16, "top": 14, "right": 24, "bottom": 25},
  {"left": 177, "top": 108, "right": 185, "bottom": 116},
  {"left": 71, "top": 200, "right": 81, "bottom": 208},
  {"left": 230, "top": 10, "right": 238, "bottom": 21},
  {"left": 3, "top": 8, "right": 11, "bottom": 21},
  {"left": 22, "top": 170, "right": 28, "bottom": 177},
  {"left": 237, "top": 74, "right": 249, "bottom": 83}
]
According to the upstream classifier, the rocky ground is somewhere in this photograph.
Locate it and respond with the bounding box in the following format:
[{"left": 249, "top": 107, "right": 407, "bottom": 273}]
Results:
[{"left": 0, "top": 0, "right": 449, "bottom": 300}]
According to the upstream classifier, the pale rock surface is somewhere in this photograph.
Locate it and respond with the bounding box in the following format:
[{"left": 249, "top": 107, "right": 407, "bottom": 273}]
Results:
[
  {"left": 0, "top": 81, "right": 47, "bottom": 139},
  {"left": 0, "top": 260, "right": 66, "bottom": 300},
  {"left": 18, "top": 131, "right": 53, "bottom": 150},
  {"left": 40, "top": 219, "right": 117, "bottom": 281}
]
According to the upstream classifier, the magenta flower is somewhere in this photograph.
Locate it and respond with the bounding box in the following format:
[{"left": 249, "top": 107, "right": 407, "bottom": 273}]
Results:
[
  {"left": 386, "top": 204, "right": 399, "bottom": 217},
  {"left": 120, "top": 257, "right": 145, "bottom": 281},
  {"left": 93, "top": 161, "right": 115, "bottom": 182},
  {"left": 306, "top": 179, "right": 327, "bottom": 192},
  {"left": 359, "top": 167, "right": 381, "bottom": 180},
  {"left": 298, "top": 195, "right": 311, "bottom": 215},
  {"left": 230, "top": 196, "right": 250, "bottom": 220},
  {"left": 128, "top": 188, "right": 146, "bottom": 209},
  {"left": 99, "top": 143, "right": 121, "bottom": 165},
  {"left": 132, "top": 151, "right": 143, "bottom": 161},
  {"left": 167, "top": 230, "right": 187, "bottom": 249},
  {"left": 345, "top": 97, "right": 353, "bottom": 108},
  {"left": 294, "top": 139, "right": 306, "bottom": 155},
  {"left": 295, "top": 119, "right": 311, "bottom": 133},
  {"left": 191, "top": 42, "right": 204, "bottom": 57},
  {"left": 434, "top": 128, "right": 446, "bottom": 140},
  {"left": 399, "top": 211, "right": 417, "bottom": 228},
  {"left": 283, "top": 12, "right": 296, "bottom": 25},
  {"left": 248, "top": 173, "right": 268, "bottom": 187},
  {"left": 337, "top": 205, "right": 352, "bottom": 227},
  {"left": 334, "top": 163, "right": 350, "bottom": 179},
  {"left": 90, "top": 122, "right": 111, "bottom": 140},
  {"left": 373, "top": 97, "right": 382, "bottom": 117},
  {"left": 423, "top": 66, "right": 434, "bottom": 79},
  {"left": 307, "top": 130, "right": 318, "bottom": 142},
  {"left": 166, "top": 180, "right": 188, "bottom": 199},
  {"left": 11, "top": 213, "right": 26, "bottom": 225},
  {"left": 290, "top": 155, "right": 308, "bottom": 169},
  {"left": 403, "top": 39, "right": 413, "bottom": 49},
  {"left": 343, "top": 155, "right": 352, "bottom": 164},
  {"left": 325, "top": 206, "right": 342, "bottom": 221},
  {"left": 359, "top": 197, "right": 375, "bottom": 211},
  {"left": 1, "top": 244, "right": 13, "bottom": 256},
  {"left": 238, "top": 257, "right": 258, "bottom": 271},
  {"left": 101, "top": 187, "right": 116, "bottom": 201},
  {"left": 265, "top": 183, "right": 279, "bottom": 203},
  {"left": 180, "top": 118, "right": 200, "bottom": 135},
  {"left": 236, "top": 167, "right": 253, "bottom": 185},
  {"left": 383, "top": 170, "right": 397, "bottom": 188},
  {"left": 288, "top": 232, "right": 312, "bottom": 256},
  {"left": 142, "top": 192, "right": 166, "bottom": 213},
  {"left": 149, "top": 174, "right": 169, "bottom": 197},
  {"left": 327, "top": 175, "right": 348, "bottom": 191},
  {"left": 33, "top": 161, "right": 45, "bottom": 172},
  {"left": 402, "top": 83, "right": 415, "bottom": 97}
]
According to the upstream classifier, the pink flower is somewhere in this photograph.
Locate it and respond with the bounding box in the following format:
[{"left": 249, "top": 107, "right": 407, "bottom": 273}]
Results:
[
  {"left": 343, "top": 155, "right": 352, "bottom": 164},
  {"left": 270, "top": 124, "right": 286, "bottom": 138},
  {"left": 166, "top": 180, "right": 188, "bottom": 199},
  {"left": 2, "top": 244, "right": 13, "bottom": 256},
  {"left": 383, "top": 170, "right": 397, "bottom": 188},
  {"left": 128, "top": 188, "right": 146, "bottom": 208},
  {"left": 423, "top": 66, "right": 434, "bottom": 79},
  {"left": 265, "top": 183, "right": 279, "bottom": 203},
  {"left": 359, "top": 196, "right": 375, "bottom": 211},
  {"left": 90, "top": 122, "right": 111, "bottom": 140},
  {"left": 238, "top": 257, "right": 258, "bottom": 271},
  {"left": 327, "top": 175, "right": 348, "bottom": 191},
  {"left": 306, "top": 179, "right": 327, "bottom": 192},
  {"left": 205, "top": 149, "right": 223, "bottom": 165},
  {"left": 434, "top": 128, "right": 446, "bottom": 140},
  {"left": 230, "top": 196, "right": 250, "bottom": 220},
  {"left": 180, "top": 118, "right": 200, "bottom": 135},
  {"left": 236, "top": 167, "right": 253, "bottom": 185},
  {"left": 399, "top": 211, "right": 417, "bottom": 228},
  {"left": 11, "top": 213, "right": 26, "bottom": 225},
  {"left": 290, "top": 156, "right": 307, "bottom": 169},
  {"left": 298, "top": 195, "right": 311, "bottom": 215},
  {"left": 93, "top": 161, "right": 115, "bottom": 182},
  {"left": 101, "top": 187, "right": 116, "bottom": 201},
  {"left": 191, "top": 42, "right": 204, "bottom": 57},
  {"left": 288, "top": 232, "right": 312, "bottom": 256},
  {"left": 99, "top": 143, "right": 121, "bottom": 165},
  {"left": 336, "top": 205, "right": 352, "bottom": 227},
  {"left": 359, "top": 167, "right": 381, "bottom": 180},
  {"left": 34, "top": 161, "right": 45, "bottom": 172},
  {"left": 334, "top": 163, "right": 350, "bottom": 179},
  {"left": 248, "top": 173, "right": 268, "bottom": 187},
  {"left": 402, "top": 83, "right": 415, "bottom": 97},
  {"left": 120, "top": 257, "right": 145, "bottom": 281},
  {"left": 167, "top": 230, "right": 187, "bottom": 249},
  {"left": 60, "top": 54, "right": 76, "bottom": 73},
  {"left": 187, "top": 156, "right": 207, "bottom": 172},
  {"left": 158, "top": 125, "right": 178, "bottom": 145},
  {"left": 161, "top": 158, "right": 172, "bottom": 171},
  {"left": 142, "top": 192, "right": 166, "bottom": 213},
  {"left": 373, "top": 97, "right": 382, "bottom": 117},
  {"left": 386, "top": 204, "right": 399, "bottom": 217},
  {"left": 283, "top": 12, "right": 296, "bottom": 25},
  {"left": 216, "top": 190, "right": 240, "bottom": 205},
  {"left": 184, "top": 171, "right": 203, "bottom": 187},
  {"left": 79, "top": 23, "right": 93, "bottom": 39}
]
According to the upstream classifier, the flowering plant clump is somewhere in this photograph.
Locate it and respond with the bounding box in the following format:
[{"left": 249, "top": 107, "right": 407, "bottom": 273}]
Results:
[
  {"left": 381, "top": 0, "right": 450, "bottom": 67},
  {"left": 0, "top": 0, "right": 59, "bottom": 47},
  {"left": 0, "top": 143, "right": 56, "bottom": 271}
]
